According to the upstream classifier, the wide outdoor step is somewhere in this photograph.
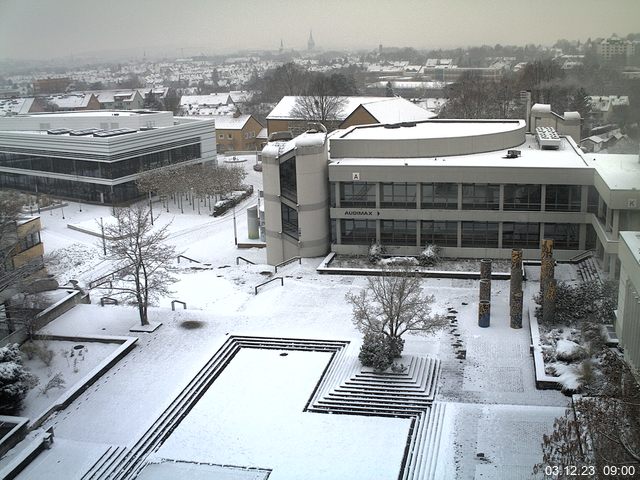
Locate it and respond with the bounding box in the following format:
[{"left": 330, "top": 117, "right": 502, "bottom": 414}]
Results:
[
  {"left": 312, "top": 403, "right": 423, "bottom": 417},
  {"left": 81, "top": 446, "right": 128, "bottom": 480},
  {"left": 327, "top": 391, "right": 432, "bottom": 404}
]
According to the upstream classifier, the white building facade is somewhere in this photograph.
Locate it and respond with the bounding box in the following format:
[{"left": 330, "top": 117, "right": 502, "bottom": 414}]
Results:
[
  {"left": 0, "top": 111, "right": 216, "bottom": 204},
  {"left": 262, "top": 119, "right": 640, "bottom": 273}
]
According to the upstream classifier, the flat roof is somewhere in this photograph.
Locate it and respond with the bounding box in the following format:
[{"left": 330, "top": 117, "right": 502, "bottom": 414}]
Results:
[
  {"left": 330, "top": 135, "right": 590, "bottom": 170},
  {"left": 588, "top": 154, "right": 640, "bottom": 191},
  {"left": 19, "top": 110, "right": 155, "bottom": 118},
  {"left": 337, "top": 120, "right": 524, "bottom": 140},
  {"left": 620, "top": 231, "right": 640, "bottom": 265}
]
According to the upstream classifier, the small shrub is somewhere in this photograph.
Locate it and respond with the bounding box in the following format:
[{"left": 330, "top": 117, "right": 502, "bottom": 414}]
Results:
[
  {"left": 21, "top": 341, "right": 55, "bottom": 367},
  {"left": 40, "top": 372, "right": 66, "bottom": 396},
  {"left": 580, "top": 358, "right": 595, "bottom": 385},
  {"left": 388, "top": 335, "right": 405, "bottom": 359},
  {"left": 368, "top": 243, "right": 386, "bottom": 264},
  {"left": 418, "top": 244, "right": 441, "bottom": 267},
  {"left": 391, "top": 362, "right": 408, "bottom": 373},
  {"left": 359, "top": 332, "right": 393, "bottom": 371},
  {"left": 0, "top": 344, "right": 39, "bottom": 414}
]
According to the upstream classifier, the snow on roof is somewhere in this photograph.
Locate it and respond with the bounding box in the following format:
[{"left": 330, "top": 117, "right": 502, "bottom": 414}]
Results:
[
  {"left": 359, "top": 98, "right": 437, "bottom": 123},
  {"left": 257, "top": 127, "right": 268, "bottom": 139},
  {"left": 266, "top": 96, "right": 436, "bottom": 122},
  {"left": 46, "top": 94, "right": 93, "bottom": 109},
  {"left": 339, "top": 119, "right": 522, "bottom": 141},
  {"left": 180, "top": 93, "right": 233, "bottom": 107},
  {"left": 210, "top": 114, "right": 250, "bottom": 130},
  {"left": 0, "top": 97, "right": 35, "bottom": 116},
  {"left": 589, "top": 153, "right": 640, "bottom": 190},
  {"left": 330, "top": 135, "right": 589, "bottom": 170},
  {"left": 620, "top": 231, "right": 640, "bottom": 266},
  {"left": 588, "top": 95, "right": 630, "bottom": 112},
  {"left": 92, "top": 90, "right": 138, "bottom": 103}
]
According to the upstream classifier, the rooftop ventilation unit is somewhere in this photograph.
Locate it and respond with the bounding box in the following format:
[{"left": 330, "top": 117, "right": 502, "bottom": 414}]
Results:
[
  {"left": 69, "top": 128, "right": 102, "bottom": 136},
  {"left": 505, "top": 149, "right": 521, "bottom": 158},
  {"left": 535, "top": 126, "right": 561, "bottom": 149},
  {"left": 93, "top": 128, "right": 137, "bottom": 138},
  {"left": 47, "top": 128, "right": 70, "bottom": 135}
]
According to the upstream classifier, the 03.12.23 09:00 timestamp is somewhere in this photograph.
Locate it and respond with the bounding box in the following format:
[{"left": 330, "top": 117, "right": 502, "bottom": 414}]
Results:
[{"left": 544, "top": 465, "right": 637, "bottom": 477}]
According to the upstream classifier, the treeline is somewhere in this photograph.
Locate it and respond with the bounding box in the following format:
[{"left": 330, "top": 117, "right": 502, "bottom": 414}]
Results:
[{"left": 248, "top": 62, "right": 359, "bottom": 104}]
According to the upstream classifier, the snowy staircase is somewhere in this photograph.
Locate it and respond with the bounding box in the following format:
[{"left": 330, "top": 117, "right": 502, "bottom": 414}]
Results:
[
  {"left": 402, "top": 402, "right": 447, "bottom": 480},
  {"left": 88, "top": 336, "right": 348, "bottom": 480},
  {"left": 80, "top": 446, "right": 128, "bottom": 480},
  {"left": 309, "top": 356, "right": 440, "bottom": 417},
  {"left": 577, "top": 255, "right": 601, "bottom": 284}
]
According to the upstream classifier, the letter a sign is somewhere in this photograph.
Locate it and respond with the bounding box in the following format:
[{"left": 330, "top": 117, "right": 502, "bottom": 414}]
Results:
[{"left": 352, "top": 172, "right": 360, "bottom": 181}]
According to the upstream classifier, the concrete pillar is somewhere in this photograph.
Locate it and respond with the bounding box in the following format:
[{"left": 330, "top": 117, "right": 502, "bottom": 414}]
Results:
[
  {"left": 478, "top": 300, "right": 491, "bottom": 328},
  {"left": 510, "top": 248, "right": 523, "bottom": 329},
  {"left": 480, "top": 258, "right": 492, "bottom": 280},
  {"left": 540, "top": 239, "right": 554, "bottom": 295},
  {"left": 542, "top": 279, "right": 557, "bottom": 324},
  {"left": 479, "top": 279, "right": 491, "bottom": 302},
  {"left": 480, "top": 258, "right": 492, "bottom": 304}
]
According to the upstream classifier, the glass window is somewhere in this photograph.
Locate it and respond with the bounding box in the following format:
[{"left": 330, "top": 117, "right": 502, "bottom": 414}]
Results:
[
  {"left": 545, "top": 185, "right": 581, "bottom": 212},
  {"left": 543, "top": 223, "right": 579, "bottom": 249},
  {"left": 461, "top": 222, "right": 499, "bottom": 248},
  {"left": 380, "top": 220, "right": 417, "bottom": 246},
  {"left": 340, "top": 182, "right": 376, "bottom": 208},
  {"left": 340, "top": 219, "right": 376, "bottom": 245},
  {"left": 586, "top": 224, "right": 597, "bottom": 250},
  {"left": 502, "top": 222, "right": 540, "bottom": 249},
  {"left": 279, "top": 156, "right": 297, "bottom": 202},
  {"left": 421, "top": 220, "right": 458, "bottom": 247},
  {"left": 503, "top": 184, "right": 541, "bottom": 211},
  {"left": 381, "top": 183, "right": 416, "bottom": 209},
  {"left": 281, "top": 203, "right": 298, "bottom": 239},
  {"left": 329, "top": 182, "right": 337, "bottom": 208},
  {"left": 462, "top": 184, "right": 500, "bottom": 210},
  {"left": 587, "top": 186, "right": 599, "bottom": 214},
  {"left": 421, "top": 183, "right": 458, "bottom": 209}
]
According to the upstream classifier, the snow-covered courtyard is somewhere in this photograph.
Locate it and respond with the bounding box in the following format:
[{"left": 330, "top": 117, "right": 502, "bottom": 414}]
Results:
[{"left": 0, "top": 156, "right": 569, "bottom": 479}]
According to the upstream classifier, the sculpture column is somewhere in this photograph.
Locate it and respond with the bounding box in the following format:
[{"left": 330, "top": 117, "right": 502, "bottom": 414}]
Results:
[{"left": 509, "top": 248, "right": 523, "bottom": 329}]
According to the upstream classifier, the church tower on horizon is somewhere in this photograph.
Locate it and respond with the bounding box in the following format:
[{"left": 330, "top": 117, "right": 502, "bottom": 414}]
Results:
[{"left": 307, "top": 30, "right": 315, "bottom": 51}]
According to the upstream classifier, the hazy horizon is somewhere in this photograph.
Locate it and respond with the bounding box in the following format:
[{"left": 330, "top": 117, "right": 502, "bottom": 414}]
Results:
[{"left": 1, "top": 0, "right": 639, "bottom": 62}]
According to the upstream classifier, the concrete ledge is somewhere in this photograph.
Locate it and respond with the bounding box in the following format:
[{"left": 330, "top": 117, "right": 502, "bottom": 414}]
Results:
[
  {"left": 528, "top": 307, "right": 563, "bottom": 390},
  {"left": 0, "top": 429, "right": 52, "bottom": 480},
  {"left": 28, "top": 334, "right": 137, "bottom": 430},
  {"left": 129, "top": 322, "right": 162, "bottom": 333},
  {"left": 0, "top": 416, "right": 29, "bottom": 458},
  {"left": 237, "top": 242, "right": 266, "bottom": 249}
]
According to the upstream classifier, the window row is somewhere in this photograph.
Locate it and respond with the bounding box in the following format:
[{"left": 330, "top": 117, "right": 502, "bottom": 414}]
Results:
[
  {"left": 332, "top": 182, "right": 591, "bottom": 212},
  {"left": 0, "top": 144, "right": 201, "bottom": 180},
  {"left": 336, "top": 219, "right": 582, "bottom": 249}
]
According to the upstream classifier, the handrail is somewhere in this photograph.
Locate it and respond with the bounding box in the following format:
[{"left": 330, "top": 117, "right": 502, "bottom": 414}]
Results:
[
  {"left": 568, "top": 249, "right": 595, "bottom": 263},
  {"left": 274, "top": 256, "right": 301, "bottom": 273},
  {"left": 177, "top": 254, "right": 201, "bottom": 264},
  {"left": 254, "top": 277, "right": 283, "bottom": 295},
  {"left": 171, "top": 300, "right": 187, "bottom": 311},
  {"left": 236, "top": 256, "right": 256, "bottom": 265},
  {"left": 88, "top": 264, "right": 130, "bottom": 289},
  {"left": 100, "top": 297, "right": 118, "bottom": 306}
]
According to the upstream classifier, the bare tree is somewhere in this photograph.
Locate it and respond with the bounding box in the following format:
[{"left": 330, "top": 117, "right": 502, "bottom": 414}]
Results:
[
  {"left": 104, "top": 204, "right": 176, "bottom": 326},
  {"left": 291, "top": 74, "right": 347, "bottom": 132},
  {"left": 345, "top": 270, "right": 446, "bottom": 358}
]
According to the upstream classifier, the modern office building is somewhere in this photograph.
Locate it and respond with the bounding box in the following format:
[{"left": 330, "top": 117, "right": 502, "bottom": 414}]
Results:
[
  {"left": 262, "top": 108, "right": 640, "bottom": 274},
  {"left": 616, "top": 231, "right": 640, "bottom": 371},
  {"left": 0, "top": 110, "right": 216, "bottom": 204}
]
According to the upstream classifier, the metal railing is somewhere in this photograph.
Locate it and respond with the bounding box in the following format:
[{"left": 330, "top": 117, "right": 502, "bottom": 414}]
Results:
[
  {"left": 177, "top": 255, "right": 201, "bottom": 264},
  {"left": 100, "top": 297, "right": 118, "bottom": 307},
  {"left": 254, "top": 277, "right": 283, "bottom": 295},
  {"left": 274, "top": 256, "right": 301, "bottom": 273},
  {"left": 171, "top": 300, "right": 187, "bottom": 311},
  {"left": 88, "top": 264, "right": 130, "bottom": 289},
  {"left": 236, "top": 256, "right": 255, "bottom": 265}
]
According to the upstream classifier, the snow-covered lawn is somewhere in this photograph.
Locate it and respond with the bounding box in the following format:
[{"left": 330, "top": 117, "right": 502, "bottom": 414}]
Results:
[
  {"left": 153, "top": 348, "right": 411, "bottom": 480},
  {"left": 20, "top": 340, "right": 120, "bottom": 419}
]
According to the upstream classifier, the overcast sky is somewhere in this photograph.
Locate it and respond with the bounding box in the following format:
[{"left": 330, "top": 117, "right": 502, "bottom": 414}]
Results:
[{"left": 1, "top": 0, "right": 639, "bottom": 61}]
